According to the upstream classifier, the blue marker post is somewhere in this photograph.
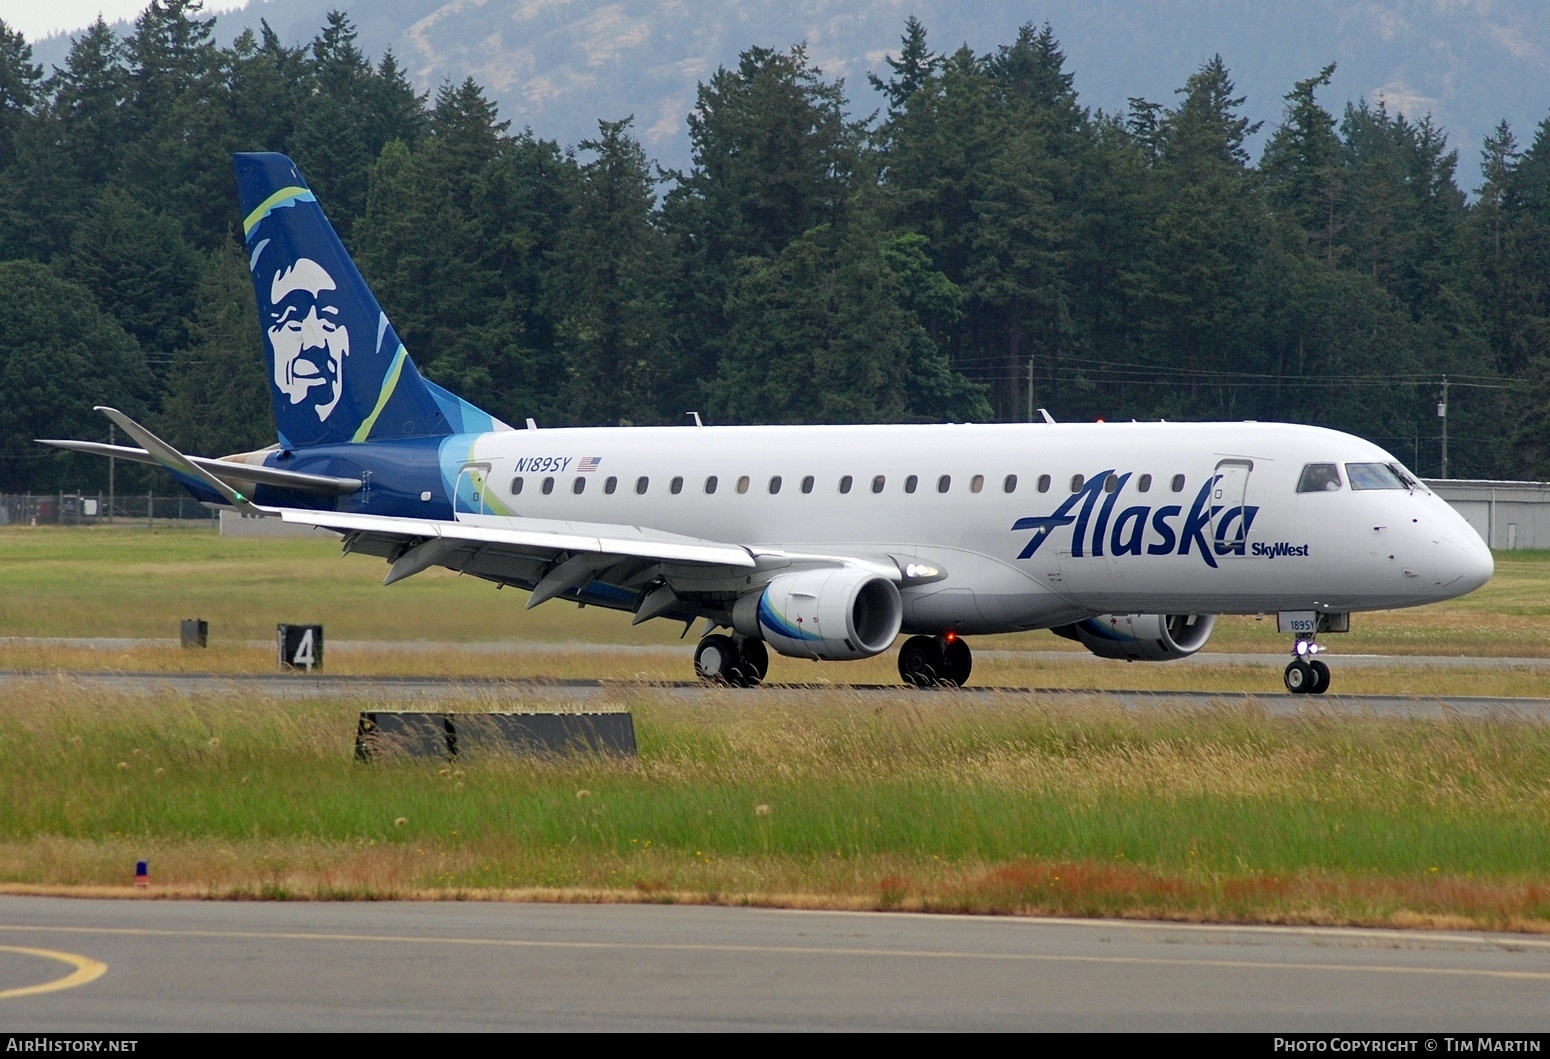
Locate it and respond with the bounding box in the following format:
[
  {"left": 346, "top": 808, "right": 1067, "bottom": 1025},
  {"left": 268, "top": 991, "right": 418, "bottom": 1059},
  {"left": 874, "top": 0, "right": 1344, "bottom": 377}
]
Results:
[{"left": 135, "top": 860, "right": 148, "bottom": 889}]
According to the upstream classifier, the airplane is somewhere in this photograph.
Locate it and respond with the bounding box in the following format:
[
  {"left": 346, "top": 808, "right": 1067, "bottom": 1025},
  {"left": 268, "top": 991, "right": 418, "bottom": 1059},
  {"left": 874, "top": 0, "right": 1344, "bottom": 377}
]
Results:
[{"left": 40, "top": 152, "right": 1495, "bottom": 693}]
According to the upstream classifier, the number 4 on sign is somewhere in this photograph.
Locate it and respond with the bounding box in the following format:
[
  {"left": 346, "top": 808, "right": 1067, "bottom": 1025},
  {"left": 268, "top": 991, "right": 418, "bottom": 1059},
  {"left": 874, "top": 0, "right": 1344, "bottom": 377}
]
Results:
[
  {"left": 293, "top": 628, "right": 315, "bottom": 670},
  {"left": 279, "top": 624, "right": 323, "bottom": 672}
]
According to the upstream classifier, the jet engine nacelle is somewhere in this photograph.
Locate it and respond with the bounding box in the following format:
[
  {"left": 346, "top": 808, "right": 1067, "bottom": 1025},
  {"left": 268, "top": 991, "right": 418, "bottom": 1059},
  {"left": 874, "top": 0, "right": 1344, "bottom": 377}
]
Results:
[
  {"left": 733, "top": 568, "right": 903, "bottom": 661},
  {"left": 1052, "top": 613, "right": 1215, "bottom": 661}
]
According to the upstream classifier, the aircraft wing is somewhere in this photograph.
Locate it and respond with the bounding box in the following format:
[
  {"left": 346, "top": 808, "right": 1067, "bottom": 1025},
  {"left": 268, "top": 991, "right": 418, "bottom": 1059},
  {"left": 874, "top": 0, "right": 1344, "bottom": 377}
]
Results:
[
  {"left": 271, "top": 506, "right": 770, "bottom": 625},
  {"left": 272, "top": 508, "right": 913, "bottom": 627},
  {"left": 275, "top": 507, "right": 756, "bottom": 570}
]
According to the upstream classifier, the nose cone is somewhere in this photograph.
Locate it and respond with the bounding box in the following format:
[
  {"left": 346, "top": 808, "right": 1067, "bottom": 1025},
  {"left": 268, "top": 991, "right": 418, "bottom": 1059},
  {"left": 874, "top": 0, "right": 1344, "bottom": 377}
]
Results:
[{"left": 1435, "top": 528, "right": 1494, "bottom": 595}]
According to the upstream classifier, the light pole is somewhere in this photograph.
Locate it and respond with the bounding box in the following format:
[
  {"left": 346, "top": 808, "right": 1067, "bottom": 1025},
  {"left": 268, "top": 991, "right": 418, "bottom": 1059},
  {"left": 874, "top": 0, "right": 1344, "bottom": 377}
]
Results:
[{"left": 1437, "top": 375, "right": 1449, "bottom": 479}]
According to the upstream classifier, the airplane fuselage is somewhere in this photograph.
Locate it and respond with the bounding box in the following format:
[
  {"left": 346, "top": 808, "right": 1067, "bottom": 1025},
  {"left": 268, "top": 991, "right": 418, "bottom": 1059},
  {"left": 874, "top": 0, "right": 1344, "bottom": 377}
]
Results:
[{"left": 258, "top": 419, "right": 1493, "bottom": 636}]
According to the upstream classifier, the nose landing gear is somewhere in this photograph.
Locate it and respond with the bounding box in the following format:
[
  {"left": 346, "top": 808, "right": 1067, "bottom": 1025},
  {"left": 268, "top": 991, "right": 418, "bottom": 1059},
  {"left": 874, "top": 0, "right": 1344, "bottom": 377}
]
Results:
[
  {"left": 1284, "top": 638, "right": 1331, "bottom": 695},
  {"left": 898, "top": 633, "right": 972, "bottom": 687}
]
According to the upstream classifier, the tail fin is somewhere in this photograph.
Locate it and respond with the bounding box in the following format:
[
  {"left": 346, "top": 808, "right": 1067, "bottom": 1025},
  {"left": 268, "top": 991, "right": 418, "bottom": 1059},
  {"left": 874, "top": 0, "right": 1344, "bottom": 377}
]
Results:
[{"left": 235, "top": 152, "right": 509, "bottom": 449}]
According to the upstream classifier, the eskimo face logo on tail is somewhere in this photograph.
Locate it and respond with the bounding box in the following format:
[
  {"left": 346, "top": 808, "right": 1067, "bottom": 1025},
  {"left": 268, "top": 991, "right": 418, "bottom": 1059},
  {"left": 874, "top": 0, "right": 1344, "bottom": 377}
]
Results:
[
  {"left": 263, "top": 256, "right": 348, "bottom": 423},
  {"left": 1011, "top": 470, "right": 1260, "bottom": 569}
]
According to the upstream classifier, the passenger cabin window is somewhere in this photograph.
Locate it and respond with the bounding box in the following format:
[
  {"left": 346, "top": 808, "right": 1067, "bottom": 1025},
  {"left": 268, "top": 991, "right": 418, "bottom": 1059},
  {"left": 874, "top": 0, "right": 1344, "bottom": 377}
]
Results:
[
  {"left": 1103, "top": 474, "right": 1119, "bottom": 493},
  {"left": 1003, "top": 474, "right": 1017, "bottom": 493},
  {"left": 801, "top": 476, "right": 815, "bottom": 494},
  {"left": 1345, "top": 463, "right": 1408, "bottom": 491},
  {"left": 604, "top": 476, "right": 617, "bottom": 495},
  {"left": 705, "top": 475, "right": 718, "bottom": 494},
  {"left": 970, "top": 475, "right": 984, "bottom": 493},
  {"left": 1137, "top": 474, "right": 1152, "bottom": 493},
  {"left": 1071, "top": 474, "right": 1085, "bottom": 493},
  {"left": 1170, "top": 474, "right": 1186, "bottom": 493},
  {"left": 511, "top": 476, "right": 524, "bottom": 495},
  {"left": 937, "top": 475, "right": 951, "bottom": 493},
  {"left": 872, "top": 475, "right": 886, "bottom": 494},
  {"left": 1037, "top": 474, "right": 1051, "bottom": 493},
  {"left": 670, "top": 476, "right": 684, "bottom": 495},
  {"left": 737, "top": 475, "right": 750, "bottom": 494},
  {"left": 839, "top": 475, "right": 853, "bottom": 494},
  {"left": 1298, "top": 463, "right": 1343, "bottom": 493},
  {"left": 635, "top": 476, "right": 649, "bottom": 495},
  {"left": 541, "top": 477, "right": 555, "bottom": 495},
  {"left": 904, "top": 475, "right": 918, "bottom": 494},
  {"left": 572, "top": 478, "right": 586, "bottom": 495},
  {"left": 769, "top": 476, "right": 782, "bottom": 494}
]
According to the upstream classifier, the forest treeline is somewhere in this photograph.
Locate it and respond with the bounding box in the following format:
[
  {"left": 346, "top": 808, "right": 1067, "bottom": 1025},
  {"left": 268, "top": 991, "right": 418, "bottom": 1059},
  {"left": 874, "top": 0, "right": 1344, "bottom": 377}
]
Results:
[{"left": 3, "top": 1, "right": 1550, "bottom": 493}]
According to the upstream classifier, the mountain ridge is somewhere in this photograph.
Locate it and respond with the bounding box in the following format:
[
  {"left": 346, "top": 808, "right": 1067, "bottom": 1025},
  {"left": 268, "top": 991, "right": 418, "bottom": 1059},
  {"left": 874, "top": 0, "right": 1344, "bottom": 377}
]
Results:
[{"left": 24, "top": 0, "right": 1550, "bottom": 180}]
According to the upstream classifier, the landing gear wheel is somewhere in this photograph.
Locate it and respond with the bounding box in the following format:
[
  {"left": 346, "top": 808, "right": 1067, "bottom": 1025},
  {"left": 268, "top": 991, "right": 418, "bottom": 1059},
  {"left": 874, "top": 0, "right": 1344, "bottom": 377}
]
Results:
[
  {"left": 1307, "top": 659, "right": 1330, "bottom": 695},
  {"left": 733, "top": 637, "right": 769, "bottom": 687},
  {"left": 695, "top": 634, "right": 739, "bottom": 684},
  {"left": 898, "top": 635, "right": 945, "bottom": 687},
  {"left": 941, "top": 637, "right": 972, "bottom": 688},
  {"left": 1284, "top": 659, "right": 1313, "bottom": 694}
]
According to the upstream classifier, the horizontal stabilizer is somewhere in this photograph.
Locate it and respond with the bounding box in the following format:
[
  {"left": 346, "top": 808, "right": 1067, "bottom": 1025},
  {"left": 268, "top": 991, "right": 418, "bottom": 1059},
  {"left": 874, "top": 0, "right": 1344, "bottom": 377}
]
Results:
[
  {"left": 89, "top": 407, "right": 263, "bottom": 513},
  {"left": 37, "top": 439, "right": 362, "bottom": 496}
]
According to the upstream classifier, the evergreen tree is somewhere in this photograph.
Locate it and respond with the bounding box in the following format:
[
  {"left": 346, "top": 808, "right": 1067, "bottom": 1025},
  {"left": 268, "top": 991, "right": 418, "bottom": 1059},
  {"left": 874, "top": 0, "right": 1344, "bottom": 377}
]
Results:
[
  {"left": 355, "top": 92, "right": 575, "bottom": 426},
  {"left": 987, "top": 22, "right": 1084, "bottom": 143},
  {"left": 0, "top": 261, "right": 153, "bottom": 492},
  {"left": 711, "top": 219, "right": 983, "bottom": 424},
  {"left": 370, "top": 51, "right": 428, "bottom": 151},
  {"left": 63, "top": 188, "right": 199, "bottom": 365},
  {"left": 1128, "top": 57, "right": 1267, "bottom": 417},
  {"left": 869, "top": 15, "right": 937, "bottom": 122},
  {"left": 155, "top": 243, "right": 270, "bottom": 456},
  {"left": 1160, "top": 55, "right": 1261, "bottom": 176},
  {"left": 1261, "top": 64, "right": 1342, "bottom": 256},
  {"left": 663, "top": 44, "right": 868, "bottom": 413},
  {"left": 0, "top": 18, "right": 41, "bottom": 159},
  {"left": 289, "top": 12, "right": 379, "bottom": 236},
  {"left": 44, "top": 18, "right": 129, "bottom": 188},
  {"left": 669, "top": 45, "right": 865, "bottom": 263},
  {"left": 546, "top": 118, "right": 675, "bottom": 425}
]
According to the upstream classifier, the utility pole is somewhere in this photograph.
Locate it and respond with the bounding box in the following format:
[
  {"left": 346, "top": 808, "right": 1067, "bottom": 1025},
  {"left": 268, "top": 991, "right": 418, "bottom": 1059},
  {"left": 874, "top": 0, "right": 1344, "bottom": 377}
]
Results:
[
  {"left": 108, "top": 423, "right": 115, "bottom": 524},
  {"left": 1437, "top": 375, "right": 1449, "bottom": 479},
  {"left": 1027, "top": 358, "right": 1034, "bottom": 423}
]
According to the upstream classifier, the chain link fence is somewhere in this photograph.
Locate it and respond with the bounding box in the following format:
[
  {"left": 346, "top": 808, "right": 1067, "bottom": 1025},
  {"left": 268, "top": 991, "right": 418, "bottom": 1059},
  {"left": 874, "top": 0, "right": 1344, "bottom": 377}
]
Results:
[{"left": 0, "top": 493, "right": 219, "bottom": 528}]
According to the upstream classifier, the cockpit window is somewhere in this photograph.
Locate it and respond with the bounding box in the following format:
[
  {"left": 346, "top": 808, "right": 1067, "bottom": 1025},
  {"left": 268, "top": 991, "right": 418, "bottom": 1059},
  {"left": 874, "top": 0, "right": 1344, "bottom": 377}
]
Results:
[
  {"left": 1345, "top": 462, "right": 1408, "bottom": 490},
  {"left": 1297, "top": 463, "right": 1343, "bottom": 493}
]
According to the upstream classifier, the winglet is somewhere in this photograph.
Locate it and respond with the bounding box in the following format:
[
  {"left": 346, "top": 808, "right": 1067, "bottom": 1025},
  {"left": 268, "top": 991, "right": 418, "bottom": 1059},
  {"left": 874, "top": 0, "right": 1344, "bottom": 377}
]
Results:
[{"left": 94, "top": 407, "right": 265, "bottom": 515}]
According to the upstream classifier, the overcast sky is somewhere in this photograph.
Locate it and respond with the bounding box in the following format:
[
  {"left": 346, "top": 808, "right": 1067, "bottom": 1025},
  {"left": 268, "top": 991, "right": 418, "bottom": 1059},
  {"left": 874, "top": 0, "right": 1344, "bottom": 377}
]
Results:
[{"left": 1, "top": 2, "right": 241, "bottom": 42}]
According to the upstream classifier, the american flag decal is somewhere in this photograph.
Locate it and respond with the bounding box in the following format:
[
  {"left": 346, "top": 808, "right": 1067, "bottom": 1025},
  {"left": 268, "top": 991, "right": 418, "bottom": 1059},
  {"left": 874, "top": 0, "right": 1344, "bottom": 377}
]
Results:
[{"left": 578, "top": 457, "right": 602, "bottom": 472}]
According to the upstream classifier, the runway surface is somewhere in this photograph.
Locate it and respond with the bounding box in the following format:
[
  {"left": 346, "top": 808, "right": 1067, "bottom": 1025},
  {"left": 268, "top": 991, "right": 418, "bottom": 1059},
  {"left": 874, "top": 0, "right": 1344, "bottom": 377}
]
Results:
[
  {"left": 3, "top": 667, "right": 1548, "bottom": 719},
  {"left": 4, "top": 897, "right": 1550, "bottom": 1031}
]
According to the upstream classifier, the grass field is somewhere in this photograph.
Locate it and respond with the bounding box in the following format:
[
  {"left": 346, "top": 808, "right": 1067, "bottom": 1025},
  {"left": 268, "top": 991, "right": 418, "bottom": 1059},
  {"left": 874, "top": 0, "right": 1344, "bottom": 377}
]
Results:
[
  {"left": 1, "top": 524, "right": 1548, "bottom": 929},
  {"left": 1, "top": 682, "right": 1547, "bottom": 930}
]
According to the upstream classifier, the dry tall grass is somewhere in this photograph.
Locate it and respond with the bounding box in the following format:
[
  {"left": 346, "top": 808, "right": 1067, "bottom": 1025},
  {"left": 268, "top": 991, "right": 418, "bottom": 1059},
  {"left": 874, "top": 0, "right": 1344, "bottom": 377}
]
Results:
[{"left": 1, "top": 680, "right": 1546, "bottom": 930}]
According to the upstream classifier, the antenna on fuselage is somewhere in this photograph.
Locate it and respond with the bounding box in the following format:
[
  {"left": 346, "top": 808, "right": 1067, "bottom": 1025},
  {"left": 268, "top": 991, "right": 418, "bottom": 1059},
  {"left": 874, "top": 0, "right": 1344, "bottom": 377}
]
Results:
[
  {"left": 1037, "top": 408, "right": 1056, "bottom": 424},
  {"left": 686, "top": 412, "right": 704, "bottom": 428}
]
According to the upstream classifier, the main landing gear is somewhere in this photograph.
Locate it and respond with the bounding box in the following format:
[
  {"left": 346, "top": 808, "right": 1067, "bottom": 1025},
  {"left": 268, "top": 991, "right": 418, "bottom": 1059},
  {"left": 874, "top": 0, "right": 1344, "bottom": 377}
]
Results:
[
  {"left": 694, "top": 633, "right": 769, "bottom": 687},
  {"left": 898, "top": 633, "right": 972, "bottom": 688},
  {"left": 1283, "top": 638, "right": 1331, "bottom": 695}
]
